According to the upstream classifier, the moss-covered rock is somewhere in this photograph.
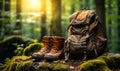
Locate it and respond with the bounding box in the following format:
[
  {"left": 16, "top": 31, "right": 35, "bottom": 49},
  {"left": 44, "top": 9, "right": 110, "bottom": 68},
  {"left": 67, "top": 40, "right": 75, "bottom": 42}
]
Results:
[
  {"left": 2, "top": 56, "right": 69, "bottom": 71},
  {"left": 38, "top": 62, "right": 69, "bottom": 71},
  {"left": 0, "top": 35, "right": 37, "bottom": 63},
  {"left": 50, "top": 63, "right": 68, "bottom": 71},
  {"left": 0, "top": 35, "right": 36, "bottom": 45},
  {"left": 98, "top": 56, "right": 120, "bottom": 69},
  {"left": 3, "top": 56, "right": 35, "bottom": 71},
  {"left": 79, "top": 59, "right": 111, "bottom": 71},
  {"left": 23, "top": 43, "right": 43, "bottom": 56},
  {"left": 2, "top": 55, "right": 120, "bottom": 71},
  {"left": 79, "top": 56, "right": 120, "bottom": 71},
  {"left": 37, "top": 62, "right": 51, "bottom": 71}
]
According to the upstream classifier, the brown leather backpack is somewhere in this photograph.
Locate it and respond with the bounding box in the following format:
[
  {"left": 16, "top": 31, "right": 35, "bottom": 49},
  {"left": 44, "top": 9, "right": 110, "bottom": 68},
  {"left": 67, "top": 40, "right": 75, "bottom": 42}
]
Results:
[{"left": 64, "top": 10, "right": 107, "bottom": 60}]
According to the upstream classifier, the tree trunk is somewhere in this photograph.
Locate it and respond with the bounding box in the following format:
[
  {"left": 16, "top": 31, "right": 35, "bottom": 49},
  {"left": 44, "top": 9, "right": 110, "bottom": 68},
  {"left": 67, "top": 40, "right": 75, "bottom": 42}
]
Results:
[
  {"left": 85, "top": 0, "right": 89, "bottom": 9},
  {"left": 71, "top": 2, "right": 75, "bottom": 14},
  {"left": 50, "top": 0, "right": 62, "bottom": 36},
  {"left": 4, "top": 0, "right": 11, "bottom": 36},
  {"left": 95, "top": 0, "right": 107, "bottom": 38},
  {"left": 118, "top": 0, "right": 120, "bottom": 52},
  {"left": 15, "top": 0, "right": 22, "bottom": 34},
  {"left": 40, "top": 0, "right": 47, "bottom": 41},
  {"left": 108, "top": 0, "right": 112, "bottom": 40},
  {"left": 95, "top": 0, "right": 108, "bottom": 53},
  {"left": 0, "top": 0, "right": 4, "bottom": 39}
]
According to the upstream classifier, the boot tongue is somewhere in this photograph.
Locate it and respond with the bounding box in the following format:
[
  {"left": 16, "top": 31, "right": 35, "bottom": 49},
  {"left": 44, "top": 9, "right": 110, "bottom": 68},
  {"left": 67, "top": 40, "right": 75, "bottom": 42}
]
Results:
[
  {"left": 50, "top": 42, "right": 58, "bottom": 53},
  {"left": 50, "top": 37, "right": 65, "bottom": 53},
  {"left": 40, "top": 41, "right": 52, "bottom": 52}
]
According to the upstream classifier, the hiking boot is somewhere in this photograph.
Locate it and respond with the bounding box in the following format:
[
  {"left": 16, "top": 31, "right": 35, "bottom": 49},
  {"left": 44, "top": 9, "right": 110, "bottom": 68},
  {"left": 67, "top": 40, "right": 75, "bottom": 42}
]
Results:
[
  {"left": 32, "top": 36, "right": 52, "bottom": 59},
  {"left": 44, "top": 36, "right": 65, "bottom": 61}
]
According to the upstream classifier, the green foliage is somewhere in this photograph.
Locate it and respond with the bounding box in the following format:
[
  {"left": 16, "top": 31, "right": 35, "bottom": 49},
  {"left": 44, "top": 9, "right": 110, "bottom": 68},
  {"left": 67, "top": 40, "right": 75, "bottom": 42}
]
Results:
[
  {"left": 4, "top": 58, "right": 11, "bottom": 64},
  {"left": 23, "top": 43, "right": 43, "bottom": 56},
  {"left": 79, "top": 59, "right": 111, "bottom": 71},
  {"left": 14, "top": 46, "right": 24, "bottom": 56}
]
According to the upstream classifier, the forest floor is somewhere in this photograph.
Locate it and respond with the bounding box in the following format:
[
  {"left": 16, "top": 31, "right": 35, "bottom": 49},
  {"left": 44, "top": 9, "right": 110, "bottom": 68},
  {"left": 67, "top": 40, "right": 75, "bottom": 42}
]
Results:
[
  {"left": 1, "top": 54, "right": 120, "bottom": 71},
  {"left": 32, "top": 59, "right": 84, "bottom": 71},
  {"left": 32, "top": 59, "right": 120, "bottom": 71}
]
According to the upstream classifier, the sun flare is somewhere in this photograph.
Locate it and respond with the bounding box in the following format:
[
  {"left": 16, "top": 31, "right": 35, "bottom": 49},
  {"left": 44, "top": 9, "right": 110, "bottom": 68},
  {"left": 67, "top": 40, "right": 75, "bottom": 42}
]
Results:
[{"left": 22, "top": 0, "right": 41, "bottom": 12}]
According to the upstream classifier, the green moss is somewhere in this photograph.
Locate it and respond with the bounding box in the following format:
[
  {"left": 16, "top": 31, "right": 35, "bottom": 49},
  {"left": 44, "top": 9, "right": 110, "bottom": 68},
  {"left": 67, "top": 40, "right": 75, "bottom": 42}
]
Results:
[
  {"left": 98, "top": 56, "right": 120, "bottom": 69},
  {"left": 38, "top": 62, "right": 68, "bottom": 71},
  {"left": 0, "top": 35, "right": 24, "bottom": 44},
  {"left": 0, "top": 35, "right": 37, "bottom": 49},
  {"left": 38, "top": 62, "right": 50, "bottom": 71},
  {"left": 0, "top": 36, "right": 24, "bottom": 62},
  {"left": 0, "top": 63, "right": 5, "bottom": 71},
  {"left": 79, "top": 56, "right": 120, "bottom": 71},
  {"left": 3, "top": 56, "right": 34, "bottom": 71},
  {"left": 97, "top": 56, "right": 113, "bottom": 68},
  {"left": 50, "top": 63, "right": 68, "bottom": 71},
  {"left": 1, "top": 35, "right": 37, "bottom": 44},
  {"left": 79, "top": 59, "right": 111, "bottom": 71},
  {"left": 23, "top": 43, "right": 43, "bottom": 56},
  {"left": 109, "top": 56, "right": 120, "bottom": 69}
]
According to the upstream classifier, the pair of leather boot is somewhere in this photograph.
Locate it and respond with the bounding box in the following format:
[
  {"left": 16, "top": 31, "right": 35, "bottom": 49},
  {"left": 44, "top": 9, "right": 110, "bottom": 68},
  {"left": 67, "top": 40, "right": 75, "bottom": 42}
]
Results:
[{"left": 32, "top": 36, "right": 65, "bottom": 61}]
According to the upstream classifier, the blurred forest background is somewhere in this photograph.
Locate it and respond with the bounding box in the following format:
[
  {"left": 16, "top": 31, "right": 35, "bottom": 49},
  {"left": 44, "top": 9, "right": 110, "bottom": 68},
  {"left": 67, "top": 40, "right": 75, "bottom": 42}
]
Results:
[{"left": 0, "top": 0, "right": 120, "bottom": 53}]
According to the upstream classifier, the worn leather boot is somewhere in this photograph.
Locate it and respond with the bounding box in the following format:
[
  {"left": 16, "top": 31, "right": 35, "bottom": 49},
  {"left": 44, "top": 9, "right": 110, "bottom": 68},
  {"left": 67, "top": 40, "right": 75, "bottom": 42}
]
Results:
[
  {"left": 32, "top": 36, "right": 52, "bottom": 59},
  {"left": 44, "top": 36, "right": 65, "bottom": 61}
]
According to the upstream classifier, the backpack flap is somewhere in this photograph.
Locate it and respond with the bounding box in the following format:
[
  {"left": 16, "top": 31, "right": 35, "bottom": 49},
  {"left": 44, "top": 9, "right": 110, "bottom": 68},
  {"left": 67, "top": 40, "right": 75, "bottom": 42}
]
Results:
[
  {"left": 89, "top": 16, "right": 99, "bottom": 33},
  {"left": 68, "top": 10, "right": 98, "bottom": 35},
  {"left": 67, "top": 10, "right": 88, "bottom": 31}
]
